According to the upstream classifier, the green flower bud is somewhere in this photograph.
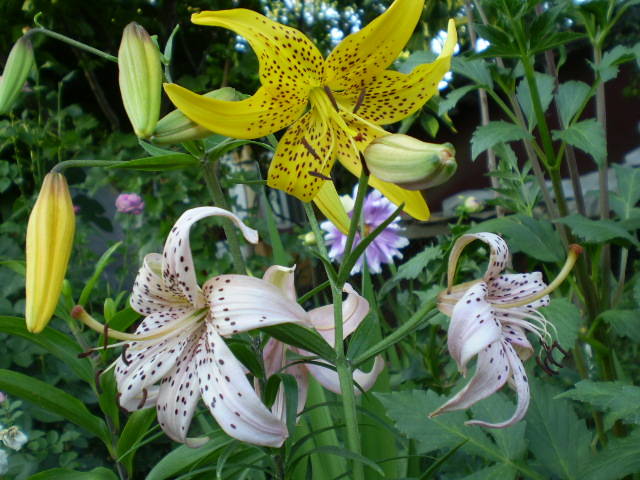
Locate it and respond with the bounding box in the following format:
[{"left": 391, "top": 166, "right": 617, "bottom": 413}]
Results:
[
  {"left": 364, "top": 134, "right": 456, "bottom": 190},
  {"left": 152, "top": 87, "right": 238, "bottom": 144},
  {"left": 0, "top": 36, "right": 34, "bottom": 115},
  {"left": 118, "top": 22, "right": 162, "bottom": 138}
]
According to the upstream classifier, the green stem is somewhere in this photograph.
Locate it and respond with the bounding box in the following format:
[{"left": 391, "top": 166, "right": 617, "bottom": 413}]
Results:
[
  {"left": 25, "top": 27, "right": 118, "bottom": 63},
  {"left": 303, "top": 203, "right": 330, "bottom": 260},
  {"left": 201, "top": 158, "right": 246, "bottom": 273},
  {"left": 51, "top": 159, "right": 121, "bottom": 172},
  {"left": 352, "top": 300, "right": 437, "bottom": 369},
  {"left": 342, "top": 172, "right": 370, "bottom": 263}
]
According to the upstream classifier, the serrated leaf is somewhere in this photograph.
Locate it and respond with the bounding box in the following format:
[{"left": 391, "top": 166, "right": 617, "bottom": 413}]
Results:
[
  {"left": 580, "top": 430, "right": 640, "bottom": 480},
  {"left": 557, "top": 380, "right": 640, "bottom": 429},
  {"left": 398, "top": 50, "right": 437, "bottom": 75},
  {"left": 451, "top": 57, "right": 494, "bottom": 87},
  {"left": 539, "top": 299, "right": 582, "bottom": 351},
  {"left": 555, "top": 214, "right": 638, "bottom": 246},
  {"left": 470, "top": 394, "right": 526, "bottom": 461},
  {"left": 0, "top": 369, "right": 111, "bottom": 446},
  {"left": 461, "top": 464, "right": 517, "bottom": 480},
  {"left": 610, "top": 165, "right": 640, "bottom": 220},
  {"left": 552, "top": 120, "right": 607, "bottom": 166},
  {"left": 471, "top": 122, "right": 532, "bottom": 161},
  {"left": 468, "top": 214, "right": 564, "bottom": 263},
  {"left": 598, "top": 45, "right": 635, "bottom": 83},
  {"left": 525, "top": 379, "right": 591, "bottom": 480},
  {"left": 600, "top": 310, "right": 640, "bottom": 342},
  {"left": 556, "top": 81, "right": 591, "bottom": 126},
  {"left": 0, "top": 316, "right": 92, "bottom": 383},
  {"left": 381, "top": 246, "right": 441, "bottom": 297},
  {"left": 109, "top": 153, "right": 198, "bottom": 171},
  {"left": 438, "top": 85, "right": 479, "bottom": 115},
  {"left": 516, "top": 72, "right": 555, "bottom": 131}
]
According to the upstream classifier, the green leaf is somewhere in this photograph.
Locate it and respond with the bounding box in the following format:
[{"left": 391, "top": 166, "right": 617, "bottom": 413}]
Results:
[
  {"left": 558, "top": 380, "right": 640, "bottom": 429},
  {"left": 145, "top": 431, "right": 234, "bottom": 480},
  {"left": 438, "top": 85, "right": 479, "bottom": 116},
  {"left": 580, "top": 430, "right": 640, "bottom": 480},
  {"left": 109, "top": 153, "right": 199, "bottom": 171},
  {"left": 261, "top": 324, "right": 335, "bottom": 363},
  {"left": 290, "top": 446, "right": 384, "bottom": 476},
  {"left": 556, "top": 81, "right": 591, "bottom": 126},
  {"left": 0, "top": 369, "right": 111, "bottom": 446},
  {"left": 117, "top": 408, "right": 157, "bottom": 476},
  {"left": 471, "top": 121, "right": 532, "bottom": 161},
  {"left": 552, "top": 120, "right": 607, "bottom": 167},
  {"left": 468, "top": 214, "right": 564, "bottom": 262},
  {"left": 555, "top": 214, "right": 638, "bottom": 246},
  {"left": 0, "top": 316, "right": 93, "bottom": 383},
  {"left": 451, "top": 57, "right": 494, "bottom": 88},
  {"left": 610, "top": 165, "right": 640, "bottom": 220},
  {"left": 525, "top": 379, "right": 591, "bottom": 480},
  {"left": 600, "top": 310, "right": 640, "bottom": 342},
  {"left": 78, "top": 242, "right": 122, "bottom": 306},
  {"left": 398, "top": 50, "right": 437, "bottom": 75},
  {"left": 598, "top": 45, "right": 635, "bottom": 83},
  {"left": 138, "top": 139, "right": 176, "bottom": 157},
  {"left": 461, "top": 464, "right": 517, "bottom": 480},
  {"left": 28, "top": 467, "right": 118, "bottom": 480},
  {"left": 516, "top": 72, "right": 555, "bottom": 131},
  {"left": 380, "top": 246, "right": 441, "bottom": 297},
  {"left": 539, "top": 299, "right": 582, "bottom": 350}
]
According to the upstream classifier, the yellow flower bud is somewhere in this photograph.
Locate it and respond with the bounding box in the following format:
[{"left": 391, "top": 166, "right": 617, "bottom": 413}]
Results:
[
  {"left": 152, "top": 87, "right": 238, "bottom": 144},
  {"left": 364, "top": 134, "right": 457, "bottom": 190},
  {"left": 118, "top": 22, "right": 162, "bottom": 138},
  {"left": 0, "top": 36, "right": 34, "bottom": 115},
  {"left": 25, "top": 173, "right": 75, "bottom": 333}
]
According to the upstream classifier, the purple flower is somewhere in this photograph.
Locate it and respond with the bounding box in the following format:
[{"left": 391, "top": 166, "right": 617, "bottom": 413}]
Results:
[
  {"left": 321, "top": 188, "right": 409, "bottom": 274},
  {"left": 115, "top": 193, "right": 144, "bottom": 214}
]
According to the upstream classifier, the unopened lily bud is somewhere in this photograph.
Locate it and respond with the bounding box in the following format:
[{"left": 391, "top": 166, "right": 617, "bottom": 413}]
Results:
[
  {"left": 0, "top": 36, "right": 34, "bottom": 115},
  {"left": 152, "top": 87, "right": 237, "bottom": 144},
  {"left": 364, "top": 134, "right": 456, "bottom": 190},
  {"left": 118, "top": 22, "right": 162, "bottom": 138},
  {"left": 25, "top": 172, "right": 75, "bottom": 333},
  {"left": 299, "top": 231, "right": 316, "bottom": 246}
]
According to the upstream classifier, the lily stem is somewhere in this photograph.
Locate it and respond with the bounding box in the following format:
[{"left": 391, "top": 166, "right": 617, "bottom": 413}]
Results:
[
  {"left": 25, "top": 27, "right": 118, "bottom": 63},
  {"left": 201, "top": 157, "right": 247, "bottom": 274}
]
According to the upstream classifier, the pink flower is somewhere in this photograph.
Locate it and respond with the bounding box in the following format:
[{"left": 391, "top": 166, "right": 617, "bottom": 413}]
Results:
[{"left": 115, "top": 193, "right": 145, "bottom": 214}]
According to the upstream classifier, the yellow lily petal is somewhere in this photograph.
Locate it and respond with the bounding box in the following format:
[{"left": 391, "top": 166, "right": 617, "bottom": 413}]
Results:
[
  {"left": 324, "top": 0, "right": 424, "bottom": 90},
  {"left": 164, "top": 84, "right": 306, "bottom": 139},
  {"left": 267, "top": 109, "right": 335, "bottom": 202},
  {"left": 340, "top": 19, "right": 457, "bottom": 125},
  {"left": 313, "top": 182, "right": 350, "bottom": 235},
  {"left": 333, "top": 119, "right": 430, "bottom": 221},
  {"left": 192, "top": 9, "right": 323, "bottom": 98}
]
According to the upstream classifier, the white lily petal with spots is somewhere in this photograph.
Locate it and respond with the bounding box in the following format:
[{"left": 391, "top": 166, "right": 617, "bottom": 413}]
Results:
[
  {"left": 204, "top": 274, "right": 309, "bottom": 335},
  {"left": 305, "top": 355, "right": 384, "bottom": 395},
  {"left": 447, "top": 283, "right": 501, "bottom": 375},
  {"left": 197, "top": 324, "right": 288, "bottom": 447},
  {"left": 262, "top": 265, "right": 298, "bottom": 302},
  {"left": 447, "top": 233, "right": 509, "bottom": 288}
]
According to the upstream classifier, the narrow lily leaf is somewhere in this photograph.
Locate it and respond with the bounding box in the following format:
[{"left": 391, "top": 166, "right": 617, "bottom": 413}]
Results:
[
  {"left": 262, "top": 324, "right": 336, "bottom": 363},
  {"left": 138, "top": 139, "right": 176, "bottom": 157},
  {"left": 0, "top": 369, "right": 111, "bottom": 446},
  {"left": 262, "top": 189, "right": 292, "bottom": 266},
  {"left": 109, "top": 153, "right": 198, "bottom": 171},
  {"left": 290, "top": 446, "right": 384, "bottom": 476},
  {"left": 97, "top": 368, "right": 120, "bottom": 432},
  {"left": 0, "top": 316, "right": 92, "bottom": 383},
  {"left": 28, "top": 467, "right": 118, "bottom": 480},
  {"left": 117, "top": 408, "right": 157, "bottom": 476},
  {"left": 78, "top": 242, "right": 122, "bottom": 306},
  {"left": 0, "top": 259, "right": 25, "bottom": 276},
  {"left": 420, "top": 440, "right": 468, "bottom": 479}
]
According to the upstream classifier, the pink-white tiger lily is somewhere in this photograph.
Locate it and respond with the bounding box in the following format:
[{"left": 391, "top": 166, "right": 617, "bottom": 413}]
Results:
[
  {"left": 261, "top": 266, "right": 384, "bottom": 420},
  {"left": 430, "top": 233, "right": 581, "bottom": 428},
  {"left": 76, "top": 207, "right": 309, "bottom": 447}
]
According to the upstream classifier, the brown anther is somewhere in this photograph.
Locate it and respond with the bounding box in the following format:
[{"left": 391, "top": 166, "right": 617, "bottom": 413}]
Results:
[
  {"left": 308, "top": 170, "right": 332, "bottom": 181},
  {"left": 71, "top": 305, "right": 84, "bottom": 319},
  {"left": 95, "top": 368, "right": 104, "bottom": 394},
  {"left": 323, "top": 86, "right": 339, "bottom": 111},
  {"left": 535, "top": 354, "right": 558, "bottom": 376},
  {"left": 553, "top": 341, "right": 568, "bottom": 357},
  {"left": 121, "top": 344, "right": 132, "bottom": 366},
  {"left": 137, "top": 388, "right": 148, "bottom": 410},
  {"left": 301, "top": 138, "right": 322, "bottom": 162},
  {"left": 78, "top": 350, "right": 93, "bottom": 359},
  {"left": 353, "top": 87, "right": 367, "bottom": 114}
]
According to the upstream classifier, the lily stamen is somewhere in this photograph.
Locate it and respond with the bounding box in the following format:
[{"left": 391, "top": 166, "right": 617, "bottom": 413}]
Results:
[
  {"left": 493, "top": 244, "right": 583, "bottom": 309},
  {"left": 353, "top": 87, "right": 367, "bottom": 114},
  {"left": 322, "top": 86, "right": 339, "bottom": 111},
  {"left": 308, "top": 170, "right": 332, "bottom": 181}
]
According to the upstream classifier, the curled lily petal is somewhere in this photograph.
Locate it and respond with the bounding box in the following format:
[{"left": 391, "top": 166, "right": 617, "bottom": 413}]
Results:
[
  {"left": 306, "top": 355, "right": 384, "bottom": 395},
  {"left": 466, "top": 343, "right": 531, "bottom": 428},
  {"left": 308, "top": 283, "right": 369, "bottom": 347},
  {"left": 204, "top": 275, "right": 308, "bottom": 335},
  {"left": 324, "top": 0, "right": 425, "bottom": 90},
  {"left": 198, "top": 324, "right": 288, "bottom": 447},
  {"left": 164, "top": 84, "right": 307, "bottom": 139},
  {"left": 192, "top": 9, "right": 323, "bottom": 96},
  {"left": 431, "top": 340, "right": 510, "bottom": 417},
  {"left": 447, "top": 233, "right": 509, "bottom": 289},
  {"left": 489, "top": 273, "right": 548, "bottom": 306},
  {"left": 447, "top": 283, "right": 501, "bottom": 375},
  {"left": 162, "top": 207, "right": 258, "bottom": 307},
  {"left": 262, "top": 265, "right": 297, "bottom": 302},
  {"left": 313, "top": 182, "right": 350, "bottom": 236}
]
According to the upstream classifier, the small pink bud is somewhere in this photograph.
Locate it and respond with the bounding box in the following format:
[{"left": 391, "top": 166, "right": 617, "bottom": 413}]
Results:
[{"left": 115, "top": 193, "right": 144, "bottom": 214}]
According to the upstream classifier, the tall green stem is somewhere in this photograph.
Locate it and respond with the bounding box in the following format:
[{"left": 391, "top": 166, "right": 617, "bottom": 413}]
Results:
[
  {"left": 201, "top": 158, "right": 246, "bottom": 273},
  {"left": 25, "top": 27, "right": 118, "bottom": 63}
]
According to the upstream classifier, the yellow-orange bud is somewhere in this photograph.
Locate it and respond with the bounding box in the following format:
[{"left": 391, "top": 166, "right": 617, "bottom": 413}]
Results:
[
  {"left": 118, "top": 22, "right": 162, "bottom": 138},
  {"left": 25, "top": 173, "right": 75, "bottom": 333}
]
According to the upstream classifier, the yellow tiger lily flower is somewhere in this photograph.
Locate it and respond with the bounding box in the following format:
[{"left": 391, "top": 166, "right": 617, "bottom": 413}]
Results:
[{"left": 165, "top": 0, "right": 456, "bottom": 229}]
